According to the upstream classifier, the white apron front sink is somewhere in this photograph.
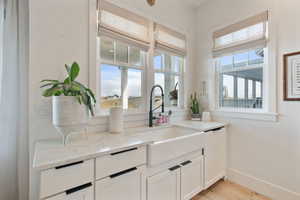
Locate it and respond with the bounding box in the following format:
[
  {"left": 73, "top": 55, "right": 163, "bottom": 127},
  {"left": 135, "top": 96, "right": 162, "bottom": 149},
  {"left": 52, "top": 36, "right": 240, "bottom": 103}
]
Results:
[{"left": 147, "top": 126, "right": 204, "bottom": 167}]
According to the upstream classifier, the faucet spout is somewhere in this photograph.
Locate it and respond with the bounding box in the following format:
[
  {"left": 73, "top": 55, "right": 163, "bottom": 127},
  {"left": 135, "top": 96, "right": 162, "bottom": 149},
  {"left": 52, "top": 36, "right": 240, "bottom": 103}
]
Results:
[{"left": 149, "top": 85, "right": 164, "bottom": 127}]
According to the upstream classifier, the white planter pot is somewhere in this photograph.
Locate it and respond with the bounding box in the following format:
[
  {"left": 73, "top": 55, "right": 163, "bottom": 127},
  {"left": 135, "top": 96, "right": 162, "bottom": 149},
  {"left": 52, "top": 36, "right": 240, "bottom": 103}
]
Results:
[{"left": 52, "top": 96, "right": 88, "bottom": 145}]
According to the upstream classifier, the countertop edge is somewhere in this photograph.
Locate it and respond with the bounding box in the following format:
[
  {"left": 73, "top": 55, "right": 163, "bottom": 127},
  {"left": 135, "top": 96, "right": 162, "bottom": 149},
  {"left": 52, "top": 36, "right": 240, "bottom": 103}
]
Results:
[
  {"left": 33, "top": 121, "right": 227, "bottom": 171},
  {"left": 33, "top": 141, "right": 152, "bottom": 171}
]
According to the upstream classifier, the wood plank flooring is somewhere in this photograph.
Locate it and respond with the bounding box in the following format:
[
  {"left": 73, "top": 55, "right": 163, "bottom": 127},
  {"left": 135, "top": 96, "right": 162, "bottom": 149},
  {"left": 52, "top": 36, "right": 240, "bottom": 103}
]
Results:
[{"left": 192, "top": 180, "right": 272, "bottom": 200}]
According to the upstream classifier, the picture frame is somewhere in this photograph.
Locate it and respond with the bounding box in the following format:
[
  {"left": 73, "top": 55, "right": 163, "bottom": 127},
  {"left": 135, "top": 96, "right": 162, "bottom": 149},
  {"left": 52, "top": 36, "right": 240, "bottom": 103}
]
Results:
[{"left": 283, "top": 51, "right": 300, "bottom": 101}]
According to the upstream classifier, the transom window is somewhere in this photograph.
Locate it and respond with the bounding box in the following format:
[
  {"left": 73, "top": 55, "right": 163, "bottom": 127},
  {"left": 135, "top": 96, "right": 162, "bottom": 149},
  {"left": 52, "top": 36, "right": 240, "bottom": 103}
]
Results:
[
  {"left": 213, "top": 11, "right": 268, "bottom": 111},
  {"left": 99, "top": 37, "right": 146, "bottom": 112}
]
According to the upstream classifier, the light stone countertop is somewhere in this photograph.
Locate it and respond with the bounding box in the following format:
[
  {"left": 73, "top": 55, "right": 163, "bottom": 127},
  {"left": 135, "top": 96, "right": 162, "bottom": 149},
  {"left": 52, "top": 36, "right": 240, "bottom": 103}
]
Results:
[{"left": 33, "top": 121, "right": 226, "bottom": 170}]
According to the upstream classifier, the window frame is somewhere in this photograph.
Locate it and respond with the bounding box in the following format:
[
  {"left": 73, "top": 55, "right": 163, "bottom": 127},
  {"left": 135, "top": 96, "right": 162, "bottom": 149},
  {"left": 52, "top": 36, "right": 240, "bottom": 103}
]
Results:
[
  {"left": 210, "top": 12, "right": 278, "bottom": 121},
  {"left": 98, "top": 37, "right": 147, "bottom": 114},
  {"left": 215, "top": 48, "right": 265, "bottom": 110},
  {"left": 89, "top": 0, "right": 187, "bottom": 117},
  {"left": 153, "top": 50, "right": 185, "bottom": 109},
  {"left": 208, "top": 35, "right": 279, "bottom": 122}
]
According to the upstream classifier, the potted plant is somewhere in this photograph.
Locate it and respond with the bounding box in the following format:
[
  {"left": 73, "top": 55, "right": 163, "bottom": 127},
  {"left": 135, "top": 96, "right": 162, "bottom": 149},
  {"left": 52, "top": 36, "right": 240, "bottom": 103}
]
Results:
[
  {"left": 40, "top": 62, "right": 96, "bottom": 145},
  {"left": 190, "top": 92, "right": 201, "bottom": 120},
  {"left": 169, "top": 82, "right": 178, "bottom": 106}
]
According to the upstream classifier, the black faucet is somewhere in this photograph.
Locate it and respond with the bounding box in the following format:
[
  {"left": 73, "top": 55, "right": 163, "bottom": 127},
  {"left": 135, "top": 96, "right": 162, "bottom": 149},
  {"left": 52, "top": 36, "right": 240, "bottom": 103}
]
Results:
[{"left": 149, "top": 85, "right": 164, "bottom": 127}]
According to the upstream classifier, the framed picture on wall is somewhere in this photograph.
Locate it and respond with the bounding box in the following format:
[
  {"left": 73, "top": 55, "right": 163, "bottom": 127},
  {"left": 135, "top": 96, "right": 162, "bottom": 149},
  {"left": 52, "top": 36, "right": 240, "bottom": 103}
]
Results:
[{"left": 284, "top": 51, "right": 300, "bottom": 101}]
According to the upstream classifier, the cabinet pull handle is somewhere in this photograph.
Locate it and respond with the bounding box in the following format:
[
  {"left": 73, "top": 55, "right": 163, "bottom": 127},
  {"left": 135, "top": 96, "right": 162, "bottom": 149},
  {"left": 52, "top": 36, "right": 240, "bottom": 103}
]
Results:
[
  {"left": 204, "top": 126, "right": 224, "bottom": 132},
  {"left": 169, "top": 165, "right": 180, "bottom": 171},
  {"left": 110, "top": 147, "right": 138, "bottom": 156},
  {"left": 110, "top": 167, "right": 137, "bottom": 178},
  {"left": 55, "top": 161, "right": 84, "bottom": 169},
  {"left": 65, "top": 182, "right": 92, "bottom": 195},
  {"left": 181, "top": 160, "right": 192, "bottom": 166}
]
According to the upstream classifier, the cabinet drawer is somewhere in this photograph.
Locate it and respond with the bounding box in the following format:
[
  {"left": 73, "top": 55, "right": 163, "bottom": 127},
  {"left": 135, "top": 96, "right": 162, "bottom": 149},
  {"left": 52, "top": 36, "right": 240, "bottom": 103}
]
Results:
[
  {"left": 40, "top": 159, "right": 94, "bottom": 199},
  {"left": 96, "top": 146, "right": 146, "bottom": 179},
  {"left": 45, "top": 182, "right": 93, "bottom": 200},
  {"left": 95, "top": 166, "right": 145, "bottom": 200}
]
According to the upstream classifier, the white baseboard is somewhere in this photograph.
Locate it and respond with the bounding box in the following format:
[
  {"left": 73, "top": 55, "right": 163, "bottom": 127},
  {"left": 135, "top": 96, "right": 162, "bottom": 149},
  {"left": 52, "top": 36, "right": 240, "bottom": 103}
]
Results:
[
  {"left": 204, "top": 171, "right": 226, "bottom": 189},
  {"left": 227, "top": 168, "right": 300, "bottom": 200}
]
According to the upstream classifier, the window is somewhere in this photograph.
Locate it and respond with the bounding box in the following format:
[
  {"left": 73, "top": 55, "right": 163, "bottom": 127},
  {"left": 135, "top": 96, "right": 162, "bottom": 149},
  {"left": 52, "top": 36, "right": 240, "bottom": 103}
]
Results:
[
  {"left": 99, "top": 37, "right": 146, "bottom": 111},
  {"left": 213, "top": 11, "right": 268, "bottom": 111},
  {"left": 217, "top": 48, "right": 264, "bottom": 109},
  {"left": 94, "top": 1, "right": 187, "bottom": 115},
  {"left": 215, "top": 23, "right": 264, "bottom": 49},
  {"left": 154, "top": 52, "right": 184, "bottom": 108}
]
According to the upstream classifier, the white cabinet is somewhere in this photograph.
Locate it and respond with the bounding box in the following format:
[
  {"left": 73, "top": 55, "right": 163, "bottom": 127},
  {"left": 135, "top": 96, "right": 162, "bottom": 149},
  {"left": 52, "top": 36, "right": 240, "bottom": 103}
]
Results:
[
  {"left": 204, "top": 127, "right": 226, "bottom": 188},
  {"left": 95, "top": 166, "right": 145, "bottom": 200},
  {"left": 147, "top": 166, "right": 181, "bottom": 200},
  {"left": 181, "top": 157, "right": 204, "bottom": 200},
  {"left": 38, "top": 125, "right": 227, "bottom": 200},
  {"left": 96, "top": 146, "right": 146, "bottom": 179},
  {"left": 40, "top": 159, "right": 94, "bottom": 199},
  {"left": 45, "top": 183, "right": 93, "bottom": 200}
]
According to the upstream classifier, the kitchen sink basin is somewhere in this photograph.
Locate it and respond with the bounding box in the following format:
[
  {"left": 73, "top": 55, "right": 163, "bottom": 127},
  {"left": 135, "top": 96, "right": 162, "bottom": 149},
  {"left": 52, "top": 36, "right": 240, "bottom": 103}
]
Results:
[{"left": 146, "top": 126, "right": 204, "bottom": 166}]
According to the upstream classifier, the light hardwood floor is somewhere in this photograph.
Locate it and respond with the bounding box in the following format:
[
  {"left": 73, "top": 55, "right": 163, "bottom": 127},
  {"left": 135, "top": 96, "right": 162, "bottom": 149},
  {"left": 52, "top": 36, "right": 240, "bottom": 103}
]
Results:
[{"left": 192, "top": 180, "right": 272, "bottom": 200}]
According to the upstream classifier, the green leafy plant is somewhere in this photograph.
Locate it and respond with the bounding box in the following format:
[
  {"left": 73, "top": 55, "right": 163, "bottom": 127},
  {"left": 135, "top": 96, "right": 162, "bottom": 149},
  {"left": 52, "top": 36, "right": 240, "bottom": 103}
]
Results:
[
  {"left": 190, "top": 92, "right": 200, "bottom": 114},
  {"left": 40, "top": 62, "right": 96, "bottom": 116}
]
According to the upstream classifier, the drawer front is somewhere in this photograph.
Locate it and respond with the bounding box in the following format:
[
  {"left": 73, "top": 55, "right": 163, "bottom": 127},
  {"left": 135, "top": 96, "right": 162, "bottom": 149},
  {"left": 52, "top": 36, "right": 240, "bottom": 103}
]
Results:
[
  {"left": 148, "top": 134, "right": 204, "bottom": 167},
  {"left": 95, "top": 166, "right": 145, "bottom": 200},
  {"left": 40, "top": 159, "right": 94, "bottom": 199},
  {"left": 96, "top": 146, "right": 146, "bottom": 179},
  {"left": 45, "top": 182, "right": 94, "bottom": 200}
]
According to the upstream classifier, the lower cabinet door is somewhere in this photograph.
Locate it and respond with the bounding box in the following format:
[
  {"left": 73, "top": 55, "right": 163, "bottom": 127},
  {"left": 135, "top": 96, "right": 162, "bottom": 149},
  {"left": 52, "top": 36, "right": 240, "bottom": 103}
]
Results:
[
  {"left": 45, "top": 182, "right": 93, "bottom": 200},
  {"left": 147, "top": 166, "right": 180, "bottom": 200},
  {"left": 204, "top": 128, "right": 226, "bottom": 188},
  {"left": 181, "top": 157, "right": 204, "bottom": 200},
  {"left": 95, "top": 166, "right": 145, "bottom": 200}
]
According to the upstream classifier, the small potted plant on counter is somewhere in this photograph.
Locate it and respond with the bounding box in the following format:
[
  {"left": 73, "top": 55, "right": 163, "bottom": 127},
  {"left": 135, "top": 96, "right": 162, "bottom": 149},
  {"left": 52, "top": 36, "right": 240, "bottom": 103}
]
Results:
[
  {"left": 40, "top": 62, "right": 96, "bottom": 145},
  {"left": 190, "top": 92, "right": 201, "bottom": 121}
]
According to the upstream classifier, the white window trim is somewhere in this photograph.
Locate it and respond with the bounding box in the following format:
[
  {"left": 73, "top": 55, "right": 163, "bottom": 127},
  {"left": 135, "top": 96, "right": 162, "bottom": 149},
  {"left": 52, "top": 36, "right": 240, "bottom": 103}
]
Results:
[
  {"left": 97, "top": 39, "right": 147, "bottom": 114},
  {"left": 209, "top": 11, "right": 278, "bottom": 122},
  {"left": 214, "top": 49, "right": 264, "bottom": 110},
  {"left": 153, "top": 50, "right": 185, "bottom": 109},
  {"left": 88, "top": 1, "right": 187, "bottom": 117},
  {"left": 211, "top": 109, "right": 278, "bottom": 122}
]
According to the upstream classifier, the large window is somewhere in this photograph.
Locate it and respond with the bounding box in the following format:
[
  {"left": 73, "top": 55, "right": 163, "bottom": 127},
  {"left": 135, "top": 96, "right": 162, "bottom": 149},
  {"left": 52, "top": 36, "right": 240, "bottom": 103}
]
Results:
[
  {"left": 95, "top": 1, "right": 187, "bottom": 114},
  {"left": 217, "top": 48, "right": 264, "bottom": 109},
  {"left": 213, "top": 11, "right": 268, "bottom": 111},
  {"left": 154, "top": 52, "right": 184, "bottom": 108},
  {"left": 99, "top": 37, "right": 146, "bottom": 111}
]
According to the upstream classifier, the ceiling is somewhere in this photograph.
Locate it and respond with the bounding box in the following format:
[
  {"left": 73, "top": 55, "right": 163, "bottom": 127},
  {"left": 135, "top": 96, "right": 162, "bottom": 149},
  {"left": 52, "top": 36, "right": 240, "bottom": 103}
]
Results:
[{"left": 185, "top": 0, "right": 209, "bottom": 7}]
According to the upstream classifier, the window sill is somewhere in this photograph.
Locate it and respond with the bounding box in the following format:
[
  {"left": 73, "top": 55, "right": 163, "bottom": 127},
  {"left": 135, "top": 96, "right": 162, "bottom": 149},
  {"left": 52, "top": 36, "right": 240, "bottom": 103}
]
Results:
[{"left": 211, "top": 109, "right": 278, "bottom": 122}]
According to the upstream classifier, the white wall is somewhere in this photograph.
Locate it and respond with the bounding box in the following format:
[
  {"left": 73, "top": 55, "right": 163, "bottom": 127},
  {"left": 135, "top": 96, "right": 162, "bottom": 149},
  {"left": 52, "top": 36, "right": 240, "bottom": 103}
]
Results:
[
  {"left": 28, "top": 0, "right": 197, "bottom": 199},
  {"left": 196, "top": 0, "right": 300, "bottom": 199}
]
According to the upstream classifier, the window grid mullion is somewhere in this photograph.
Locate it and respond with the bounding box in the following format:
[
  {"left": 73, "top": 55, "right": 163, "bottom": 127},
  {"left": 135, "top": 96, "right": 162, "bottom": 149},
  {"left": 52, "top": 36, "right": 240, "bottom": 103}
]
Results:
[{"left": 234, "top": 75, "right": 238, "bottom": 108}]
